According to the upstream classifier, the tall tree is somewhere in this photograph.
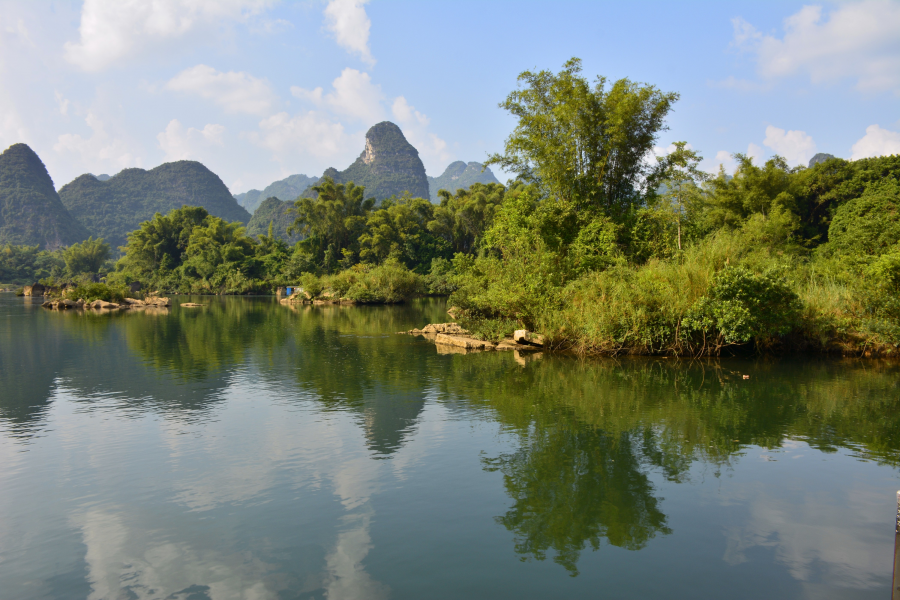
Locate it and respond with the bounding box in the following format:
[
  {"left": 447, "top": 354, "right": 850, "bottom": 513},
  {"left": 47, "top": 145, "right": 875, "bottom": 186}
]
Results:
[{"left": 486, "top": 58, "right": 678, "bottom": 218}]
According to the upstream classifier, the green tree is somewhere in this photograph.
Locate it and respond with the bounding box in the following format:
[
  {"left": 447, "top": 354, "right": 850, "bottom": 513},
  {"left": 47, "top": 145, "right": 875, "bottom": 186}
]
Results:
[
  {"left": 290, "top": 177, "right": 375, "bottom": 272},
  {"left": 359, "top": 195, "right": 448, "bottom": 271},
  {"left": 119, "top": 205, "right": 209, "bottom": 275},
  {"left": 653, "top": 142, "right": 709, "bottom": 251},
  {"left": 62, "top": 236, "right": 110, "bottom": 275},
  {"left": 428, "top": 182, "right": 507, "bottom": 254},
  {"left": 486, "top": 57, "right": 679, "bottom": 217}
]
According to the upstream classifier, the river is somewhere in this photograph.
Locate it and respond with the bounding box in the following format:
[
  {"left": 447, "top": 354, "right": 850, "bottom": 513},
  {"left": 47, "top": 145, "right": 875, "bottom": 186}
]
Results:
[{"left": 0, "top": 293, "right": 898, "bottom": 599}]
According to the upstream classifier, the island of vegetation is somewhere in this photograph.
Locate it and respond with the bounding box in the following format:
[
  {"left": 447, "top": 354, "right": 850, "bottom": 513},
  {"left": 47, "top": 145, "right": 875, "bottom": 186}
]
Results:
[{"left": 2, "top": 58, "right": 899, "bottom": 357}]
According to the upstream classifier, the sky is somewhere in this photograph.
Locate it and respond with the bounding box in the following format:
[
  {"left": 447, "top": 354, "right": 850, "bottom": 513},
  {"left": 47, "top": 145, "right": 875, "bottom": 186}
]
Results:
[{"left": 0, "top": 0, "right": 899, "bottom": 194}]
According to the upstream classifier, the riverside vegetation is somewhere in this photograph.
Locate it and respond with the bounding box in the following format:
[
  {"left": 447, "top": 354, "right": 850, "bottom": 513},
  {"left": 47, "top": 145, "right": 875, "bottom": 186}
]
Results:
[{"left": 3, "top": 57, "right": 899, "bottom": 356}]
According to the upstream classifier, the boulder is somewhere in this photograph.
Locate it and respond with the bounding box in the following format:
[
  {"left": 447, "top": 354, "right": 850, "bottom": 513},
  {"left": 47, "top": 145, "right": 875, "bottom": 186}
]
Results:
[
  {"left": 496, "top": 339, "right": 541, "bottom": 352},
  {"left": 407, "top": 323, "right": 469, "bottom": 335},
  {"left": 24, "top": 283, "right": 45, "bottom": 296},
  {"left": 513, "top": 329, "right": 545, "bottom": 347},
  {"left": 122, "top": 298, "right": 145, "bottom": 306},
  {"left": 434, "top": 333, "right": 496, "bottom": 350},
  {"left": 90, "top": 300, "right": 104, "bottom": 309}
]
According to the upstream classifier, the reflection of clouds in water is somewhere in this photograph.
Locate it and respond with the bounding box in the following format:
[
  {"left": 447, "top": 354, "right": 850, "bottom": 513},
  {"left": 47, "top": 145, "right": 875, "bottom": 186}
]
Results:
[
  {"left": 74, "top": 508, "right": 275, "bottom": 600},
  {"left": 721, "top": 445, "right": 889, "bottom": 591},
  {"left": 324, "top": 511, "right": 390, "bottom": 600}
]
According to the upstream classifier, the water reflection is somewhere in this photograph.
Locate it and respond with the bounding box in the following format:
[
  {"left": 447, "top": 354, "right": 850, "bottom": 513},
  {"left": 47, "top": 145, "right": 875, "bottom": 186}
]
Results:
[{"left": 0, "top": 295, "right": 898, "bottom": 598}]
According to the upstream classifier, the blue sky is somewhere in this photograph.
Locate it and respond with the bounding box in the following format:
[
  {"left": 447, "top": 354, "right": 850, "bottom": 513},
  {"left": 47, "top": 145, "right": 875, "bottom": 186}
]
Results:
[{"left": 1, "top": 0, "right": 898, "bottom": 193}]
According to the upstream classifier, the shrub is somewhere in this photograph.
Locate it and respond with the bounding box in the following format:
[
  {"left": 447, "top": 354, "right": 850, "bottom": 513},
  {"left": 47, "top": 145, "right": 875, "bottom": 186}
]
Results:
[{"left": 682, "top": 266, "right": 802, "bottom": 348}]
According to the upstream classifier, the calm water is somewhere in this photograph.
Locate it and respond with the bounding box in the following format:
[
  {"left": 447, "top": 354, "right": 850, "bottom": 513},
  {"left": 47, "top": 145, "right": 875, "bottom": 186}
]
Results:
[{"left": 1, "top": 293, "right": 898, "bottom": 600}]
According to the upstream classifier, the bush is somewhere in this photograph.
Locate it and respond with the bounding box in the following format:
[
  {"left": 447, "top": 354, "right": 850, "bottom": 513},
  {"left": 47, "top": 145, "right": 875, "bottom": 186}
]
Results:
[
  {"left": 63, "top": 282, "right": 129, "bottom": 303},
  {"left": 682, "top": 266, "right": 802, "bottom": 348},
  {"left": 322, "top": 261, "right": 424, "bottom": 304},
  {"left": 299, "top": 272, "right": 323, "bottom": 298}
]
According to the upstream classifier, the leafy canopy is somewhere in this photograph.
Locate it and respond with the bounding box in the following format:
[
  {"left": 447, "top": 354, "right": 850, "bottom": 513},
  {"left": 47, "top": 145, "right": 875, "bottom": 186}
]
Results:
[{"left": 486, "top": 57, "right": 679, "bottom": 217}]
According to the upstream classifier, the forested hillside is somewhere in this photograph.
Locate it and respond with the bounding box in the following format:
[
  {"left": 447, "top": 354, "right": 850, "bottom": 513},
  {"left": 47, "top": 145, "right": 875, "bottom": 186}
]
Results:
[
  {"left": 59, "top": 160, "right": 250, "bottom": 248},
  {"left": 0, "top": 144, "right": 89, "bottom": 250},
  {"left": 428, "top": 161, "right": 500, "bottom": 203}
]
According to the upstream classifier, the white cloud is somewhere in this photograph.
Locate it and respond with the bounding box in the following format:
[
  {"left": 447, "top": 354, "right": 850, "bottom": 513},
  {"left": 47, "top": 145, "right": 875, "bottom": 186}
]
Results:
[
  {"left": 747, "top": 142, "right": 765, "bottom": 166},
  {"left": 54, "top": 91, "right": 69, "bottom": 116},
  {"left": 850, "top": 124, "right": 900, "bottom": 159},
  {"left": 731, "top": 1, "right": 900, "bottom": 93},
  {"left": 54, "top": 112, "right": 141, "bottom": 173},
  {"left": 324, "top": 0, "right": 375, "bottom": 65},
  {"left": 763, "top": 126, "right": 817, "bottom": 166},
  {"left": 712, "top": 150, "right": 738, "bottom": 175},
  {"left": 156, "top": 119, "right": 225, "bottom": 162},
  {"left": 166, "top": 65, "right": 277, "bottom": 115},
  {"left": 391, "top": 96, "right": 452, "bottom": 172},
  {"left": 64, "top": 0, "right": 277, "bottom": 72},
  {"left": 248, "top": 110, "right": 352, "bottom": 162},
  {"left": 291, "top": 68, "right": 384, "bottom": 123}
]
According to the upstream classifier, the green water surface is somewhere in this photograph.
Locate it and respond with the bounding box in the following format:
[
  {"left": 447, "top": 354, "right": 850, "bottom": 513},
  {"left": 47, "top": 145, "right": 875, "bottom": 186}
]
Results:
[{"left": 0, "top": 293, "right": 898, "bottom": 599}]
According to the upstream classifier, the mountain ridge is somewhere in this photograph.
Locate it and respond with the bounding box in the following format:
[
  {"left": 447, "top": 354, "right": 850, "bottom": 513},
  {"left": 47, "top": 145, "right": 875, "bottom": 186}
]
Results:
[
  {"left": 59, "top": 160, "right": 251, "bottom": 248},
  {"left": 0, "top": 143, "right": 90, "bottom": 249}
]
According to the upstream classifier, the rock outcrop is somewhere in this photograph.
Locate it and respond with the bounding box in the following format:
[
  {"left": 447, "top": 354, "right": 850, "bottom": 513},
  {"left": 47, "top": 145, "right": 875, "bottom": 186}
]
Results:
[{"left": 308, "top": 122, "right": 430, "bottom": 202}]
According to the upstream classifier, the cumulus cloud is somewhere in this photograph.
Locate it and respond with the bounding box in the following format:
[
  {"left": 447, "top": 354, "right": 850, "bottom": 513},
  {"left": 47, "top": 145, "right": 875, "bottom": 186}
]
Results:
[
  {"left": 54, "top": 112, "right": 141, "bottom": 173},
  {"left": 64, "top": 0, "right": 277, "bottom": 71},
  {"left": 747, "top": 142, "right": 766, "bottom": 166},
  {"left": 851, "top": 124, "right": 900, "bottom": 159},
  {"left": 730, "top": 1, "right": 900, "bottom": 93},
  {"left": 54, "top": 91, "right": 69, "bottom": 116},
  {"left": 157, "top": 119, "right": 225, "bottom": 162},
  {"left": 291, "top": 68, "right": 384, "bottom": 123},
  {"left": 324, "top": 0, "right": 375, "bottom": 65},
  {"left": 391, "top": 96, "right": 452, "bottom": 171},
  {"left": 248, "top": 110, "right": 352, "bottom": 163},
  {"left": 711, "top": 150, "right": 738, "bottom": 175},
  {"left": 166, "top": 65, "right": 277, "bottom": 115},
  {"left": 763, "top": 126, "right": 817, "bottom": 166}
]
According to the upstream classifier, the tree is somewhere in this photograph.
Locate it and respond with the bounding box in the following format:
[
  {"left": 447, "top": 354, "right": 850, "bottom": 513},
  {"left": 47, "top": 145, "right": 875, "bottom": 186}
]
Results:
[
  {"left": 654, "top": 142, "right": 709, "bottom": 250},
  {"left": 486, "top": 58, "right": 679, "bottom": 218},
  {"left": 120, "top": 205, "right": 209, "bottom": 275},
  {"left": 428, "top": 182, "right": 506, "bottom": 254},
  {"left": 359, "top": 195, "right": 448, "bottom": 271},
  {"left": 62, "top": 236, "right": 110, "bottom": 275},
  {"left": 290, "top": 177, "right": 375, "bottom": 272}
]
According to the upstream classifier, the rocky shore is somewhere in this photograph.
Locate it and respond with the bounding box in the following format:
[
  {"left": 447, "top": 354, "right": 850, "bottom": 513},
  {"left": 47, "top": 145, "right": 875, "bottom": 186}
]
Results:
[
  {"left": 41, "top": 297, "right": 171, "bottom": 311},
  {"left": 403, "top": 323, "right": 546, "bottom": 354},
  {"left": 279, "top": 293, "right": 355, "bottom": 306}
]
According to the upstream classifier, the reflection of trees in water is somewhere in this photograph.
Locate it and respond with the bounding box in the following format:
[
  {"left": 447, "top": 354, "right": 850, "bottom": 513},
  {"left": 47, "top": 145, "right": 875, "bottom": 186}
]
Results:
[
  {"left": 438, "top": 354, "right": 900, "bottom": 573},
  {"left": 485, "top": 426, "right": 671, "bottom": 575}
]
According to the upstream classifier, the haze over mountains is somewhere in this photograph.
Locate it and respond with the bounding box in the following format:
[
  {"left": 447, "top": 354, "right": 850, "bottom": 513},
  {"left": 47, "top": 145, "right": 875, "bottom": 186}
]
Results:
[
  {"left": 235, "top": 174, "right": 319, "bottom": 213},
  {"left": 1, "top": 121, "right": 503, "bottom": 249}
]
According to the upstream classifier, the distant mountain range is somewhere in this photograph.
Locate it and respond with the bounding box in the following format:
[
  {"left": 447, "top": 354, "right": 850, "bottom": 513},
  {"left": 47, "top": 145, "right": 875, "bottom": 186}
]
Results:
[
  {"left": 427, "top": 161, "right": 500, "bottom": 203},
  {"left": 1, "top": 127, "right": 502, "bottom": 251},
  {"left": 0, "top": 143, "right": 90, "bottom": 249},
  {"left": 59, "top": 161, "right": 250, "bottom": 248},
  {"left": 235, "top": 174, "right": 319, "bottom": 213}
]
